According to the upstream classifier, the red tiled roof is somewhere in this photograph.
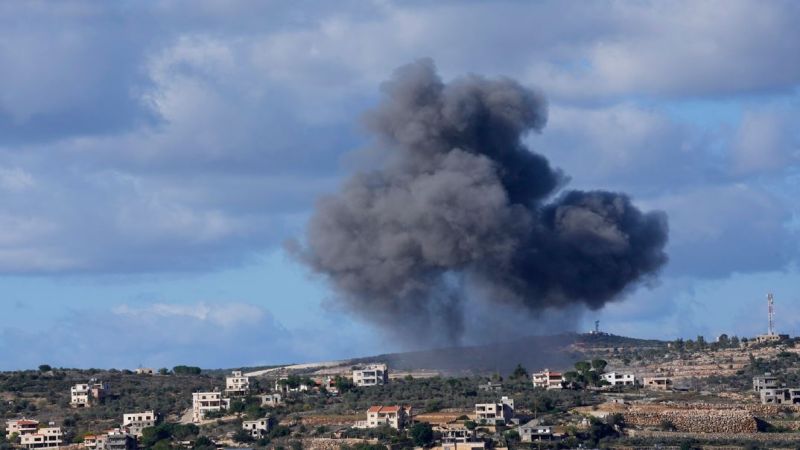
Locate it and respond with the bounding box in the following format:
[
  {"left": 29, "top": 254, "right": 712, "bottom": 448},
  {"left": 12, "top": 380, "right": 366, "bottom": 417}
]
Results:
[
  {"left": 17, "top": 420, "right": 38, "bottom": 425},
  {"left": 368, "top": 406, "right": 401, "bottom": 413}
]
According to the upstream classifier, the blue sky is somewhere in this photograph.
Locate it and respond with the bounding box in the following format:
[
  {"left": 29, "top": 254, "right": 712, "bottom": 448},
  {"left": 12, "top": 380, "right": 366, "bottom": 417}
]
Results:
[{"left": 1, "top": 0, "right": 800, "bottom": 369}]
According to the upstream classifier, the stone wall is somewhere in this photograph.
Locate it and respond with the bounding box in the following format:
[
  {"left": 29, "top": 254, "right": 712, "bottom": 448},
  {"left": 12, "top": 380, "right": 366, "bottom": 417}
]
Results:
[
  {"left": 300, "top": 438, "right": 378, "bottom": 450},
  {"left": 622, "top": 409, "right": 757, "bottom": 433}
]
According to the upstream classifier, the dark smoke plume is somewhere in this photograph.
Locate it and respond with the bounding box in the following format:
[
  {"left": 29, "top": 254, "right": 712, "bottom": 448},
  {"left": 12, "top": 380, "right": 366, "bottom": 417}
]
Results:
[{"left": 293, "top": 59, "right": 668, "bottom": 343}]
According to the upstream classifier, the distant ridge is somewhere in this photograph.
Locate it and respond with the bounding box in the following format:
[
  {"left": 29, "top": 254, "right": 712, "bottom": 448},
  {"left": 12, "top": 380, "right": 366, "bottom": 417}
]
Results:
[{"left": 345, "top": 332, "right": 666, "bottom": 376}]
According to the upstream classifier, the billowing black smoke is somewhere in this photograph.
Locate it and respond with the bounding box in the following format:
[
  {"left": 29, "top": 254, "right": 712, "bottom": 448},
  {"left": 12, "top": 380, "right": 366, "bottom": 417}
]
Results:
[{"left": 292, "top": 59, "right": 668, "bottom": 343}]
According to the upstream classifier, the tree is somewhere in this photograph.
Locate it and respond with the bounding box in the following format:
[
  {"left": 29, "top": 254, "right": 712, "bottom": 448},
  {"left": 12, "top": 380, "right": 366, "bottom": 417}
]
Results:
[
  {"left": 192, "top": 436, "right": 215, "bottom": 450},
  {"left": 172, "top": 366, "right": 201, "bottom": 375},
  {"left": 409, "top": 423, "right": 433, "bottom": 447},
  {"left": 158, "top": 368, "right": 170, "bottom": 375},
  {"left": 334, "top": 375, "right": 355, "bottom": 393},
  {"left": 510, "top": 364, "right": 528, "bottom": 380},
  {"left": 232, "top": 430, "right": 254, "bottom": 443},
  {"left": 38, "top": 365, "right": 52, "bottom": 373},
  {"left": 590, "top": 359, "right": 608, "bottom": 373},
  {"left": 574, "top": 361, "right": 591, "bottom": 373}
]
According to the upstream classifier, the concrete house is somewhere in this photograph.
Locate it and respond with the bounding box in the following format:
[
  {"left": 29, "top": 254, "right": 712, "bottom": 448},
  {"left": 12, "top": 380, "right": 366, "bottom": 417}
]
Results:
[
  {"left": 761, "top": 388, "right": 800, "bottom": 405},
  {"left": 225, "top": 371, "right": 250, "bottom": 397},
  {"left": 643, "top": 377, "right": 672, "bottom": 391},
  {"left": 477, "top": 381, "right": 502, "bottom": 392},
  {"left": 105, "top": 429, "right": 137, "bottom": 450},
  {"left": 353, "top": 364, "right": 389, "bottom": 387},
  {"left": 20, "top": 427, "right": 62, "bottom": 449},
  {"left": 518, "top": 421, "right": 556, "bottom": 442},
  {"left": 601, "top": 372, "right": 635, "bottom": 386},
  {"left": 532, "top": 370, "right": 564, "bottom": 390},
  {"left": 260, "top": 393, "right": 283, "bottom": 407},
  {"left": 242, "top": 418, "right": 270, "bottom": 439},
  {"left": 474, "top": 397, "right": 514, "bottom": 425},
  {"left": 361, "top": 406, "right": 411, "bottom": 430},
  {"left": 441, "top": 442, "right": 488, "bottom": 450},
  {"left": 122, "top": 411, "right": 156, "bottom": 437},
  {"left": 6, "top": 419, "right": 39, "bottom": 436},
  {"left": 71, "top": 381, "right": 108, "bottom": 408},
  {"left": 753, "top": 373, "right": 779, "bottom": 392},
  {"left": 192, "top": 391, "right": 230, "bottom": 423},
  {"left": 437, "top": 424, "right": 476, "bottom": 444}
]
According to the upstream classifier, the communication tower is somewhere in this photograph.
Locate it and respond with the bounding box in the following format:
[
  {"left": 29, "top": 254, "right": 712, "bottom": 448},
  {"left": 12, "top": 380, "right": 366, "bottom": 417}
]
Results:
[{"left": 768, "top": 293, "right": 775, "bottom": 336}]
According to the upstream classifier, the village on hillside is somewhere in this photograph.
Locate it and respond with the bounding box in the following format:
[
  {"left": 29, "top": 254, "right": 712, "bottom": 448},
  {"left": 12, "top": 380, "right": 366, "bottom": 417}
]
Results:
[{"left": 4, "top": 316, "right": 800, "bottom": 450}]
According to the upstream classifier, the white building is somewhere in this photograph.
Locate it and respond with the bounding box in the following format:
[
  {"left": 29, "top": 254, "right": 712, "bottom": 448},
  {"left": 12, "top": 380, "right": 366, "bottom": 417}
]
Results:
[
  {"left": 353, "top": 364, "right": 388, "bottom": 387},
  {"left": 601, "top": 372, "right": 635, "bottom": 386},
  {"left": 362, "top": 405, "right": 411, "bottom": 430},
  {"left": 20, "top": 427, "right": 62, "bottom": 449},
  {"left": 242, "top": 417, "right": 270, "bottom": 439},
  {"left": 192, "top": 391, "right": 230, "bottom": 423},
  {"left": 225, "top": 371, "right": 250, "bottom": 397},
  {"left": 274, "top": 378, "right": 311, "bottom": 394},
  {"left": 260, "top": 393, "right": 283, "bottom": 407},
  {"left": 474, "top": 397, "right": 514, "bottom": 425},
  {"left": 754, "top": 373, "right": 779, "bottom": 392},
  {"left": 6, "top": 419, "right": 39, "bottom": 436},
  {"left": 122, "top": 411, "right": 156, "bottom": 437},
  {"left": 532, "top": 370, "right": 564, "bottom": 389},
  {"left": 134, "top": 368, "right": 154, "bottom": 375},
  {"left": 71, "top": 381, "right": 108, "bottom": 408}
]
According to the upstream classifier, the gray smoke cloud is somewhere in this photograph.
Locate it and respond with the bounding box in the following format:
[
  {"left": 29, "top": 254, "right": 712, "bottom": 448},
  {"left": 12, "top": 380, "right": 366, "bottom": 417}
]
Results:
[{"left": 292, "top": 59, "right": 668, "bottom": 344}]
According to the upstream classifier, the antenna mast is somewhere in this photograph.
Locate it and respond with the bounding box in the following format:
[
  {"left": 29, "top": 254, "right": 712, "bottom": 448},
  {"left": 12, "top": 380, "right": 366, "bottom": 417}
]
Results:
[{"left": 768, "top": 293, "right": 775, "bottom": 336}]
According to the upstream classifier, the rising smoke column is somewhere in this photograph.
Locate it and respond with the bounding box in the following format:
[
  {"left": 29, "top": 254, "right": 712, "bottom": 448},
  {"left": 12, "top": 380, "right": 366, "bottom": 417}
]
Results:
[{"left": 294, "top": 59, "right": 668, "bottom": 342}]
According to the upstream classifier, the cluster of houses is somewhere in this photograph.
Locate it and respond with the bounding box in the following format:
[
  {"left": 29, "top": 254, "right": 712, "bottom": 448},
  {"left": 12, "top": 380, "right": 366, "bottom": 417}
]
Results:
[
  {"left": 4, "top": 413, "right": 150, "bottom": 450},
  {"left": 4, "top": 379, "right": 145, "bottom": 450},
  {"left": 754, "top": 372, "right": 800, "bottom": 405},
  {"left": 531, "top": 368, "right": 673, "bottom": 391},
  {"left": 191, "top": 365, "right": 388, "bottom": 423},
  {"left": 358, "top": 395, "right": 567, "bottom": 447}
]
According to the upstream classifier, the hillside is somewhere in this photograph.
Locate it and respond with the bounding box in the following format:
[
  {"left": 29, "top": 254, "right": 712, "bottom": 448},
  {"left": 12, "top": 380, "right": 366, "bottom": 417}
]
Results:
[{"left": 245, "top": 333, "right": 668, "bottom": 377}]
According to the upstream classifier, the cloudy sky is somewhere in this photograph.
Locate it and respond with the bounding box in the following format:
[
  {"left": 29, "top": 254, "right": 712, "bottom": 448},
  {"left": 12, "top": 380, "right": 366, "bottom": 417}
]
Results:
[{"left": 1, "top": 0, "right": 799, "bottom": 370}]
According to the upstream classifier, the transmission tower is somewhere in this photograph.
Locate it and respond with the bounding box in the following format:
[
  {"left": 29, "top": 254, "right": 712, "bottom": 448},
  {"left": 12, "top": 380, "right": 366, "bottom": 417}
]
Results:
[{"left": 768, "top": 293, "right": 775, "bottom": 336}]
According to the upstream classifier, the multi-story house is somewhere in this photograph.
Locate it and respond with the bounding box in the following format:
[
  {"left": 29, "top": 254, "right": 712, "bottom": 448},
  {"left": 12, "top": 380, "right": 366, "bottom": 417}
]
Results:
[
  {"left": 761, "top": 387, "right": 800, "bottom": 405},
  {"left": 353, "top": 364, "right": 389, "bottom": 387},
  {"left": 601, "top": 372, "right": 636, "bottom": 386},
  {"left": 242, "top": 417, "right": 270, "bottom": 439},
  {"left": 225, "top": 371, "right": 250, "bottom": 397},
  {"left": 192, "top": 391, "right": 230, "bottom": 423},
  {"left": 474, "top": 397, "right": 514, "bottom": 425},
  {"left": 85, "top": 429, "right": 136, "bottom": 450},
  {"left": 20, "top": 427, "right": 62, "bottom": 449},
  {"left": 105, "top": 429, "right": 137, "bottom": 450},
  {"left": 6, "top": 418, "right": 39, "bottom": 436},
  {"left": 122, "top": 411, "right": 156, "bottom": 437},
  {"left": 532, "top": 370, "right": 564, "bottom": 389},
  {"left": 518, "top": 421, "right": 556, "bottom": 442},
  {"left": 437, "top": 424, "right": 476, "bottom": 443},
  {"left": 71, "top": 381, "right": 108, "bottom": 408},
  {"left": 753, "top": 373, "right": 779, "bottom": 392},
  {"left": 364, "top": 405, "right": 411, "bottom": 429}
]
